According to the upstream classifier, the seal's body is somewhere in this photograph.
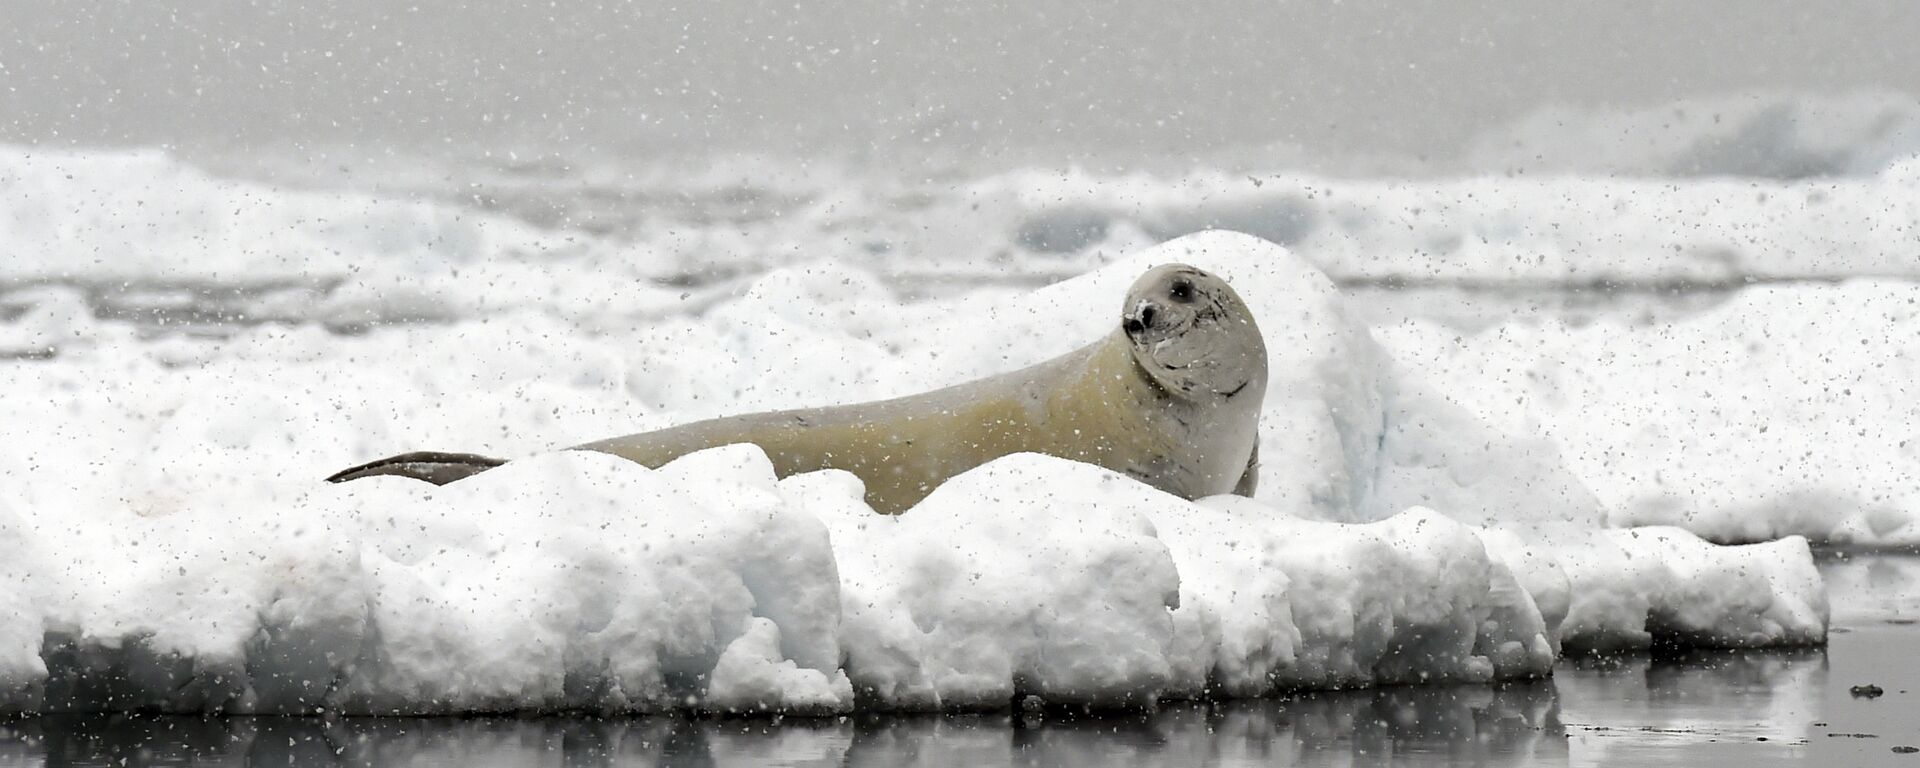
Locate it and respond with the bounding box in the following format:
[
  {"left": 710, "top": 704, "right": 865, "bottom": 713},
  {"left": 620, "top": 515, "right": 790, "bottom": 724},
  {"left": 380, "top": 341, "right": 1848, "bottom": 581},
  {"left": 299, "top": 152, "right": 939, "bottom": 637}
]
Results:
[{"left": 328, "top": 264, "right": 1268, "bottom": 513}]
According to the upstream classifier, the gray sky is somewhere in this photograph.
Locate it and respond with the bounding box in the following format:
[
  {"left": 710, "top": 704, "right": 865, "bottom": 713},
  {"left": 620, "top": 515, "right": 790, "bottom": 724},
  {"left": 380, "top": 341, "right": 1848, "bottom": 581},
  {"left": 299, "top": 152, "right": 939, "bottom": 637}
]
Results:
[{"left": 5, "top": 0, "right": 1918, "bottom": 169}]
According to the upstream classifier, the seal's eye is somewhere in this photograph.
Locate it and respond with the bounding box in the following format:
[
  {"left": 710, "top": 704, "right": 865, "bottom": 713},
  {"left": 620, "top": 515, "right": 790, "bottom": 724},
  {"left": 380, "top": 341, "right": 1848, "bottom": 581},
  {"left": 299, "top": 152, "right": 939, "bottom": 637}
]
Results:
[{"left": 1169, "top": 278, "right": 1194, "bottom": 303}]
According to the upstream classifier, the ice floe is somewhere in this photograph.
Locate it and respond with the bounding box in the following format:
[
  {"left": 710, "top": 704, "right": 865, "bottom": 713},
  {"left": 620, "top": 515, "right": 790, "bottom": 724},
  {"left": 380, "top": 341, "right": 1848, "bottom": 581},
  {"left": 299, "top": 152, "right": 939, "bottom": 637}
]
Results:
[{"left": 0, "top": 228, "right": 1835, "bottom": 713}]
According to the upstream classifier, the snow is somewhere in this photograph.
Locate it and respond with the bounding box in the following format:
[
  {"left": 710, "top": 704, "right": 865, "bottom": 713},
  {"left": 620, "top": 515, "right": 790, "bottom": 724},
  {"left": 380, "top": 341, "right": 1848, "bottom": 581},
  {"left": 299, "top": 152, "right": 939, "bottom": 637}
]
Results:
[
  {"left": 0, "top": 442, "right": 1826, "bottom": 714},
  {"left": 1549, "top": 530, "right": 1828, "bottom": 652},
  {"left": 8, "top": 145, "right": 1920, "bottom": 319},
  {"left": 1379, "top": 281, "right": 1920, "bottom": 545},
  {"left": 0, "top": 146, "right": 1857, "bottom": 714},
  {"left": 815, "top": 457, "right": 1183, "bottom": 710},
  {"left": 21, "top": 448, "right": 852, "bottom": 715}
]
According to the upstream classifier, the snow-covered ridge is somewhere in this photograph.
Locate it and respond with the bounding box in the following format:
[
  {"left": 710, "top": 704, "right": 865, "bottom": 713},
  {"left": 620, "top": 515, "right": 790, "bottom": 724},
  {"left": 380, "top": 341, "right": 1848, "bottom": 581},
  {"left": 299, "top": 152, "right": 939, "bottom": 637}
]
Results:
[
  {"left": 0, "top": 232, "right": 1826, "bottom": 714},
  {"left": 5, "top": 145, "right": 1919, "bottom": 328}
]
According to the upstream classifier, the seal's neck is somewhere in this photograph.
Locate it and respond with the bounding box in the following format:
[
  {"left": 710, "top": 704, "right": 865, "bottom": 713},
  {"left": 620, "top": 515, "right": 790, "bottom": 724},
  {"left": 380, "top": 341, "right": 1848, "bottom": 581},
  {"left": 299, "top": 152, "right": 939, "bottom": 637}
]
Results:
[{"left": 1080, "top": 329, "right": 1194, "bottom": 409}]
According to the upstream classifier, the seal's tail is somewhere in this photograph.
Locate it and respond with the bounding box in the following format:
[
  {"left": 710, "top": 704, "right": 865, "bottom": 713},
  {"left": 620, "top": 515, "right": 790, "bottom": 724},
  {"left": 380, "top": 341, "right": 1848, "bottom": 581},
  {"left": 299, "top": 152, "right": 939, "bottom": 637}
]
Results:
[{"left": 326, "top": 451, "right": 508, "bottom": 485}]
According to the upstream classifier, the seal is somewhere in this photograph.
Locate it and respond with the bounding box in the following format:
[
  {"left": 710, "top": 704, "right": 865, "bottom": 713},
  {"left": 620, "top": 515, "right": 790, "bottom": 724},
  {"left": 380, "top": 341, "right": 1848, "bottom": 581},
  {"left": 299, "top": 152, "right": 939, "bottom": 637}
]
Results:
[{"left": 327, "top": 263, "right": 1268, "bottom": 513}]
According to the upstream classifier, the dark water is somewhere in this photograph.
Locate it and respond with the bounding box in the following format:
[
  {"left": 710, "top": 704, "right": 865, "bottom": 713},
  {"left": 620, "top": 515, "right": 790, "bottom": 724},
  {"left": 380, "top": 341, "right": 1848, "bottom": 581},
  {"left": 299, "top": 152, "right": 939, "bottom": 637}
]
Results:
[{"left": 6, "top": 554, "right": 1920, "bottom": 767}]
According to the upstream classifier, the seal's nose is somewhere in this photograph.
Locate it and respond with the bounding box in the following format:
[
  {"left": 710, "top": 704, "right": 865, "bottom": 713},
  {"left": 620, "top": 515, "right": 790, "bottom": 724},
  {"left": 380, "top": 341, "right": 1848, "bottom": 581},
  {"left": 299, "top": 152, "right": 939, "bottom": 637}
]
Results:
[{"left": 1124, "top": 300, "right": 1160, "bottom": 336}]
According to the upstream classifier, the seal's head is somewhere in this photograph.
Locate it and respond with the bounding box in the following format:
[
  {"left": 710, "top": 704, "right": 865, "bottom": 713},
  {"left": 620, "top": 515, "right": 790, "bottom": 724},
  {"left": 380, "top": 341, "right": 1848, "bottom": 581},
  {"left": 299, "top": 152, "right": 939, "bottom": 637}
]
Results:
[{"left": 1121, "top": 264, "right": 1268, "bottom": 400}]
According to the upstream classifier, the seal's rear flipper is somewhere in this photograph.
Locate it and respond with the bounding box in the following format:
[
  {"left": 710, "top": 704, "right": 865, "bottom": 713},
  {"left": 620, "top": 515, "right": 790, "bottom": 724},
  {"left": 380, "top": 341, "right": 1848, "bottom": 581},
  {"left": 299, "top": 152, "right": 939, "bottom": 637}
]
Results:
[{"left": 326, "top": 451, "right": 508, "bottom": 485}]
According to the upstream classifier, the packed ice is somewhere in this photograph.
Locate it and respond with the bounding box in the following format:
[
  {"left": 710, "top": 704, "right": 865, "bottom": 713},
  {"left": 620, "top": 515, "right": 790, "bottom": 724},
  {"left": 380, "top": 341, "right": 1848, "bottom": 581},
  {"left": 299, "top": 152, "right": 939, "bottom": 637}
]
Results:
[
  {"left": 0, "top": 145, "right": 1874, "bottom": 714},
  {"left": 1380, "top": 283, "right": 1920, "bottom": 545}
]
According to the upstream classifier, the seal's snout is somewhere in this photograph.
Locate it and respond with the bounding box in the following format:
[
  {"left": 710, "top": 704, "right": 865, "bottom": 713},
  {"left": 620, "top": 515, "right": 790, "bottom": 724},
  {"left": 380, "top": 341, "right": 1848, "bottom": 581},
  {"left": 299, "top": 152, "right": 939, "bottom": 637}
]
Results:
[{"left": 1125, "top": 299, "right": 1162, "bottom": 337}]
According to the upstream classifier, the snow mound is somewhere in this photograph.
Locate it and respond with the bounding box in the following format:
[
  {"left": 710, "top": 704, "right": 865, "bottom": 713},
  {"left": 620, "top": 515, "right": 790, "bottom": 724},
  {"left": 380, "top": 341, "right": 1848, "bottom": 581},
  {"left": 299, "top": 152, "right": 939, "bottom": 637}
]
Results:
[
  {"left": 1543, "top": 529, "right": 1828, "bottom": 652},
  {"left": 808, "top": 457, "right": 1184, "bottom": 710},
  {"left": 1379, "top": 281, "right": 1920, "bottom": 545},
  {"left": 17, "top": 448, "right": 850, "bottom": 715}
]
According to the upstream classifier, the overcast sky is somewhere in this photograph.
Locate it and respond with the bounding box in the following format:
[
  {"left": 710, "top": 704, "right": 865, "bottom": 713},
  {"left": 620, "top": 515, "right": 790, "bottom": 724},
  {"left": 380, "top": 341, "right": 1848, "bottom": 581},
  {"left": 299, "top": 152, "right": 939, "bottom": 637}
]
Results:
[{"left": 6, "top": 1, "right": 1918, "bottom": 167}]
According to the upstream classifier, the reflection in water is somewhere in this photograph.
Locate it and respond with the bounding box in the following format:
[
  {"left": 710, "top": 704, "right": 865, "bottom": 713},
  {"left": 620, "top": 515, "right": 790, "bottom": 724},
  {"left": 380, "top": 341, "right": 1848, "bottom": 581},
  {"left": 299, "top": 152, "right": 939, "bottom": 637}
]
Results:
[
  {"left": 887, "top": 684, "right": 1564, "bottom": 767},
  {"left": 0, "top": 684, "right": 1562, "bottom": 767},
  {"left": 1559, "top": 645, "right": 1826, "bottom": 768},
  {"left": 1817, "top": 550, "right": 1920, "bottom": 625}
]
